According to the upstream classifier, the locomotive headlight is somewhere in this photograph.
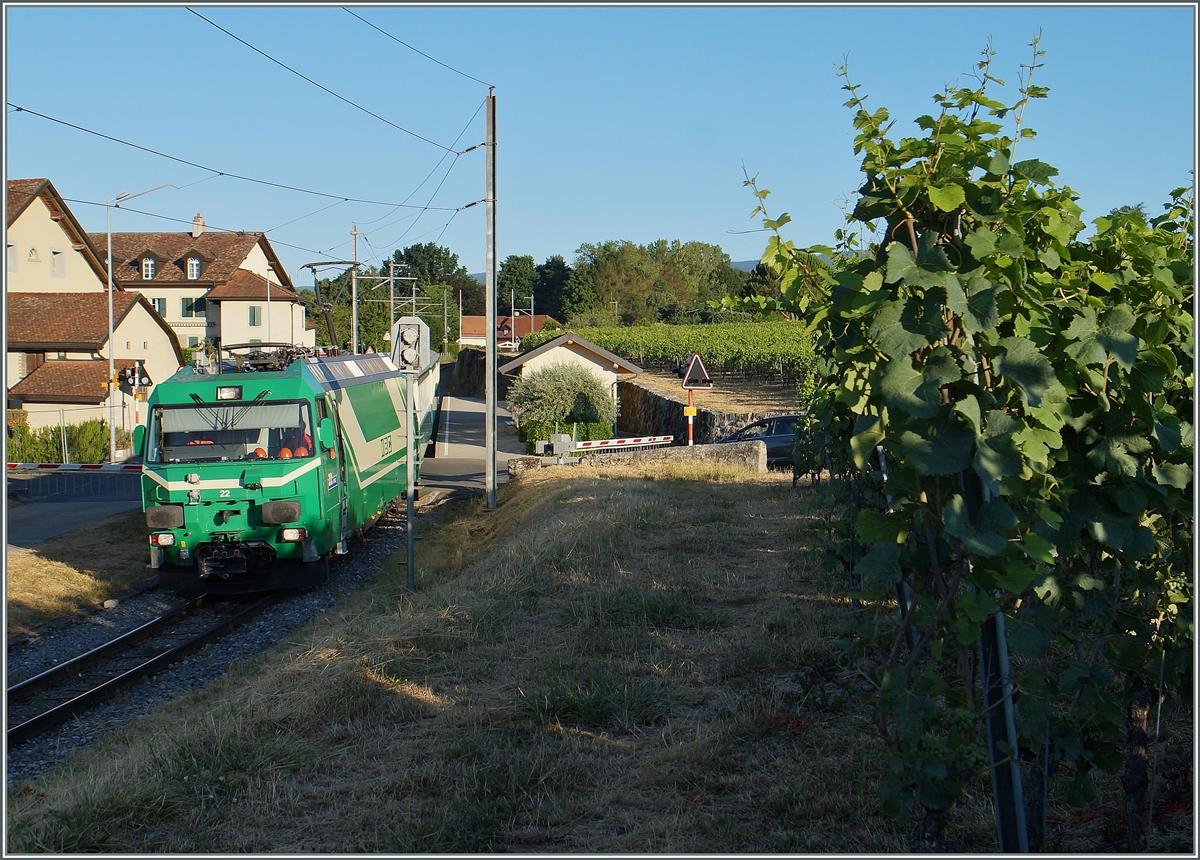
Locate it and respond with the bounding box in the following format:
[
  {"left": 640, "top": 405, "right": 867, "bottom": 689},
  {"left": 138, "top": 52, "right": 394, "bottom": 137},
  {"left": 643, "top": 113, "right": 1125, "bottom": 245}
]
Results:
[
  {"left": 216, "top": 385, "right": 243, "bottom": 401},
  {"left": 150, "top": 533, "right": 176, "bottom": 547},
  {"left": 280, "top": 528, "right": 307, "bottom": 542}
]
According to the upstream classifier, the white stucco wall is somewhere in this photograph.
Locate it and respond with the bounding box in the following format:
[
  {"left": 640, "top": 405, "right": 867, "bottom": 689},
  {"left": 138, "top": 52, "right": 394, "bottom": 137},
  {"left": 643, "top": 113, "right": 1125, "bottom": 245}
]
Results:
[
  {"left": 519, "top": 346, "right": 621, "bottom": 402},
  {"left": 216, "top": 298, "right": 307, "bottom": 346},
  {"left": 6, "top": 195, "right": 105, "bottom": 293},
  {"left": 110, "top": 304, "right": 183, "bottom": 391}
]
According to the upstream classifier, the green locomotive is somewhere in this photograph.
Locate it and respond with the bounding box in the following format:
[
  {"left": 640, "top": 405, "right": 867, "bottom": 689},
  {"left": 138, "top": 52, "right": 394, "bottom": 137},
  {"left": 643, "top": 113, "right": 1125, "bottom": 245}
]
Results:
[{"left": 134, "top": 318, "right": 439, "bottom": 592}]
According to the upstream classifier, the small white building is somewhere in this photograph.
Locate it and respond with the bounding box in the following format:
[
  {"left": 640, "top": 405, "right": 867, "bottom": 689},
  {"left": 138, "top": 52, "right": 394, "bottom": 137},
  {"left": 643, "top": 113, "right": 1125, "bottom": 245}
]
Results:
[{"left": 498, "top": 331, "right": 642, "bottom": 405}]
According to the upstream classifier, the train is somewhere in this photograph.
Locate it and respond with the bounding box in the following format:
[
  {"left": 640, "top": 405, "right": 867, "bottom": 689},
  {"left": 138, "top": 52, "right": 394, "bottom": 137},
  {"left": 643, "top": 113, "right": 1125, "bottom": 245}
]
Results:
[{"left": 132, "top": 317, "right": 440, "bottom": 592}]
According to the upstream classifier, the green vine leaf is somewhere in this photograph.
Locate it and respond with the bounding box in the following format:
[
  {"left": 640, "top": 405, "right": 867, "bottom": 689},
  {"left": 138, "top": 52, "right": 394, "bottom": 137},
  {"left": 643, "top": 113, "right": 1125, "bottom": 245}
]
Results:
[
  {"left": 856, "top": 541, "right": 903, "bottom": 586},
  {"left": 944, "top": 496, "right": 1018, "bottom": 557},
  {"left": 1012, "top": 158, "right": 1059, "bottom": 185},
  {"left": 929, "top": 184, "right": 966, "bottom": 212},
  {"left": 880, "top": 347, "right": 962, "bottom": 418},
  {"left": 994, "top": 336, "right": 1062, "bottom": 408},
  {"left": 868, "top": 300, "right": 930, "bottom": 359},
  {"left": 1064, "top": 305, "right": 1138, "bottom": 369},
  {"left": 898, "top": 415, "right": 974, "bottom": 475}
]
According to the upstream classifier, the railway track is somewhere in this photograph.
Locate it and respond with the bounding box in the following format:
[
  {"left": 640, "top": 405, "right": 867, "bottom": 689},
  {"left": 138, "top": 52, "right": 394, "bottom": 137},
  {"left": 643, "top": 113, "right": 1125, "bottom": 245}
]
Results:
[{"left": 6, "top": 592, "right": 281, "bottom": 746}]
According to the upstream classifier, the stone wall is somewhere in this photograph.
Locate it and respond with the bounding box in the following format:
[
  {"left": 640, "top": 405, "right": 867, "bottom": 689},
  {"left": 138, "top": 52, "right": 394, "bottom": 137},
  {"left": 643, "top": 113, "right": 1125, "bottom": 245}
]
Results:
[
  {"left": 617, "top": 379, "right": 794, "bottom": 444},
  {"left": 448, "top": 348, "right": 511, "bottom": 398},
  {"left": 508, "top": 439, "right": 767, "bottom": 478}
]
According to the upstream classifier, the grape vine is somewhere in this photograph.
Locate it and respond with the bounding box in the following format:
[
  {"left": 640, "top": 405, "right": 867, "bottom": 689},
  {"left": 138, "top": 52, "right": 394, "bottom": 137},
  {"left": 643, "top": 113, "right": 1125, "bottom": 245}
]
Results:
[{"left": 739, "top": 35, "right": 1193, "bottom": 847}]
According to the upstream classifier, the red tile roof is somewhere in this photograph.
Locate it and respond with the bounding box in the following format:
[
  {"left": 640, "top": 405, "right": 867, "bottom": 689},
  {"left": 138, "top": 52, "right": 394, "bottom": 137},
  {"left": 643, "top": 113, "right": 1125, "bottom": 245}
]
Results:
[
  {"left": 6, "top": 292, "right": 141, "bottom": 349},
  {"left": 85, "top": 230, "right": 295, "bottom": 290},
  {"left": 7, "top": 178, "right": 110, "bottom": 284},
  {"left": 205, "top": 268, "right": 301, "bottom": 302},
  {"left": 9, "top": 358, "right": 138, "bottom": 403},
  {"left": 6, "top": 178, "right": 46, "bottom": 225},
  {"left": 460, "top": 315, "right": 558, "bottom": 339}
]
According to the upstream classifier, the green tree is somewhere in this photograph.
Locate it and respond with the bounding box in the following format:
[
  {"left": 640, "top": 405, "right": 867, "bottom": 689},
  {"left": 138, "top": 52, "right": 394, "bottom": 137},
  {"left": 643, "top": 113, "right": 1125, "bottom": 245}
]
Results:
[
  {"left": 561, "top": 264, "right": 602, "bottom": 320},
  {"left": 391, "top": 243, "right": 482, "bottom": 315},
  {"left": 497, "top": 254, "right": 537, "bottom": 314},
  {"left": 535, "top": 254, "right": 573, "bottom": 322}
]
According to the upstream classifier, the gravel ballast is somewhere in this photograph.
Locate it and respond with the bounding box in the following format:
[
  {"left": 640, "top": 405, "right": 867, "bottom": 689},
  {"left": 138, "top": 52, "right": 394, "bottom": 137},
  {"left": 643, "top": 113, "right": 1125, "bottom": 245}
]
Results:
[{"left": 5, "top": 502, "right": 440, "bottom": 787}]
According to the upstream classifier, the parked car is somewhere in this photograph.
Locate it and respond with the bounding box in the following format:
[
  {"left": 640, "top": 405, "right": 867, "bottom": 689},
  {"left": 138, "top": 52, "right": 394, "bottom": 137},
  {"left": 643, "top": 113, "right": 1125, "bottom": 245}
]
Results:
[{"left": 714, "top": 414, "right": 798, "bottom": 469}]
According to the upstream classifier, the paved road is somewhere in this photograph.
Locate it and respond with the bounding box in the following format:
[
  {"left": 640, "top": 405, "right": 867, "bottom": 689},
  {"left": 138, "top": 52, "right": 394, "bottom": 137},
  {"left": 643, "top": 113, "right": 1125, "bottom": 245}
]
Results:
[
  {"left": 418, "top": 395, "right": 527, "bottom": 497},
  {"left": 5, "top": 394, "right": 527, "bottom": 546}
]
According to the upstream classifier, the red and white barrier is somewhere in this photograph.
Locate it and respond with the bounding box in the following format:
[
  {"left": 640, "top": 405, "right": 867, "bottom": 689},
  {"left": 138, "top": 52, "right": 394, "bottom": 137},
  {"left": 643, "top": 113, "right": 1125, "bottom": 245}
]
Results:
[
  {"left": 573, "top": 435, "right": 673, "bottom": 451},
  {"left": 7, "top": 462, "right": 143, "bottom": 471}
]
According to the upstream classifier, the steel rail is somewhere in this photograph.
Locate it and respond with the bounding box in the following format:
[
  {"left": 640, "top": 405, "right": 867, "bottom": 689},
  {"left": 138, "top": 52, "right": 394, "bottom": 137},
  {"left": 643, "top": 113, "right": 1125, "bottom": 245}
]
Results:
[
  {"left": 7, "top": 594, "right": 211, "bottom": 702},
  {"left": 7, "top": 592, "right": 281, "bottom": 746}
]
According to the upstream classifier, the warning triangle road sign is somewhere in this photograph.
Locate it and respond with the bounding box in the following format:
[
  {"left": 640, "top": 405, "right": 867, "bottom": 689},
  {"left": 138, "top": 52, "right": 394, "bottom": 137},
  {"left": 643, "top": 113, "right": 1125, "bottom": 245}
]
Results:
[{"left": 681, "top": 353, "right": 713, "bottom": 390}]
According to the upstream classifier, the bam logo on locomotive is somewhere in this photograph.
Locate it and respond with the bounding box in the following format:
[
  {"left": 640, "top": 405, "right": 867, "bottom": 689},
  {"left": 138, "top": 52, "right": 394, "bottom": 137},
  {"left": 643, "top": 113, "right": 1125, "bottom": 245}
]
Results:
[{"left": 333, "top": 374, "right": 409, "bottom": 488}]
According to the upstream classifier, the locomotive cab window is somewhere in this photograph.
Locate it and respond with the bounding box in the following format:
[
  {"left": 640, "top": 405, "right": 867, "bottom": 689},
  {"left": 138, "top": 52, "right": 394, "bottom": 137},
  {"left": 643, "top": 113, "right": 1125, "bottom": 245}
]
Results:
[{"left": 147, "top": 400, "right": 316, "bottom": 464}]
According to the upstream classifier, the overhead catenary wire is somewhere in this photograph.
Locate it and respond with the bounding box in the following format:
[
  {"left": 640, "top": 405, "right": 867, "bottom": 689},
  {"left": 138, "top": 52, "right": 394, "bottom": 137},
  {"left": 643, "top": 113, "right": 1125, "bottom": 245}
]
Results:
[
  {"left": 185, "top": 7, "right": 457, "bottom": 153},
  {"left": 62, "top": 197, "right": 345, "bottom": 262},
  {"left": 355, "top": 98, "right": 486, "bottom": 229},
  {"left": 342, "top": 7, "right": 494, "bottom": 88},
  {"left": 7, "top": 104, "right": 470, "bottom": 212}
]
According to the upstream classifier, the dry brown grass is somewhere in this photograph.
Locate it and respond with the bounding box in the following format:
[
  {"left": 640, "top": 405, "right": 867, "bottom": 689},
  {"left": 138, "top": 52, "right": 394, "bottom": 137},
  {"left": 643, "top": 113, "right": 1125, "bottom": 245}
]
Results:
[
  {"left": 6, "top": 464, "right": 1190, "bottom": 853},
  {"left": 634, "top": 368, "right": 802, "bottom": 415},
  {"left": 5, "top": 510, "right": 154, "bottom": 637}
]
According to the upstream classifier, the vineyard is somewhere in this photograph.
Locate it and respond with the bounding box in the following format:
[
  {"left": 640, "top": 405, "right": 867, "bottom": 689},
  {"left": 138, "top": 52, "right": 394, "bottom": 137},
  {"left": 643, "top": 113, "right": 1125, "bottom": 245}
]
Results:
[{"left": 521, "top": 321, "right": 817, "bottom": 381}]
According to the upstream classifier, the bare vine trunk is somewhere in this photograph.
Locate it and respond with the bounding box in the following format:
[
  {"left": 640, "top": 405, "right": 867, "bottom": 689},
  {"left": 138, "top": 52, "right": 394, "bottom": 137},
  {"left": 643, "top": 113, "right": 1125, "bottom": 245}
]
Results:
[{"left": 1123, "top": 686, "right": 1159, "bottom": 851}]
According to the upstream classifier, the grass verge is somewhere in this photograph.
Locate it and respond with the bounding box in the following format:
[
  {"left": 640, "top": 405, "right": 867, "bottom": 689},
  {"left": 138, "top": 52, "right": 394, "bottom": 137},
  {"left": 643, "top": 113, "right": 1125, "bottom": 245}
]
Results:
[
  {"left": 5, "top": 464, "right": 1192, "bottom": 852},
  {"left": 6, "top": 510, "right": 153, "bottom": 638}
]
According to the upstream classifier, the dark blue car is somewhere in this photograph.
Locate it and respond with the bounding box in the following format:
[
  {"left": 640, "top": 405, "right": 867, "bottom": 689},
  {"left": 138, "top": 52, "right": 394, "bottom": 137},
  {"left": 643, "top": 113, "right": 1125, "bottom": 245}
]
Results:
[{"left": 714, "top": 414, "right": 798, "bottom": 469}]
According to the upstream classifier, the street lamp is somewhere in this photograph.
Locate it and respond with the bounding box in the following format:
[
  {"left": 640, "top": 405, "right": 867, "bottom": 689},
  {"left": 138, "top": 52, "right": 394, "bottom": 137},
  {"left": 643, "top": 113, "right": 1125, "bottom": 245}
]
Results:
[{"left": 107, "top": 183, "right": 178, "bottom": 462}]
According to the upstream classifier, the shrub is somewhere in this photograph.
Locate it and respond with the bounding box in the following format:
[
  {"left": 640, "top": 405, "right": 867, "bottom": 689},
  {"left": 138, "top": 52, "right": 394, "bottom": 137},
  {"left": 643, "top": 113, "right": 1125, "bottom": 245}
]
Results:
[
  {"left": 517, "top": 419, "right": 613, "bottom": 454},
  {"left": 7, "top": 419, "right": 128, "bottom": 463},
  {"left": 507, "top": 362, "right": 617, "bottom": 429}
]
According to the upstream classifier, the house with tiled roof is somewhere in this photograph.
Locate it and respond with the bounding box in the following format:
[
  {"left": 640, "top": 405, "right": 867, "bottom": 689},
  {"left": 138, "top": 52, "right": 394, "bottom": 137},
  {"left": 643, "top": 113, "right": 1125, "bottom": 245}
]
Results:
[
  {"left": 459, "top": 314, "right": 559, "bottom": 351},
  {"left": 497, "top": 331, "right": 641, "bottom": 407},
  {"left": 87, "top": 215, "right": 315, "bottom": 352},
  {"left": 6, "top": 178, "right": 184, "bottom": 432}
]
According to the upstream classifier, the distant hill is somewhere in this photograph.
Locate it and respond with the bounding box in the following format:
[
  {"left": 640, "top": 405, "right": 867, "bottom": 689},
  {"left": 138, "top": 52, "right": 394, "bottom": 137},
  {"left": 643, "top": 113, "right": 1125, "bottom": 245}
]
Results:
[{"left": 470, "top": 272, "right": 485, "bottom": 284}]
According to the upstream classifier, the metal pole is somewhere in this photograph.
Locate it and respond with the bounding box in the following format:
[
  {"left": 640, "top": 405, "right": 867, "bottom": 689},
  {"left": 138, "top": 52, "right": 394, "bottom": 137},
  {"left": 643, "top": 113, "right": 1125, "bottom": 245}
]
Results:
[
  {"left": 107, "top": 201, "right": 116, "bottom": 463},
  {"left": 687, "top": 389, "right": 694, "bottom": 446},
  {"left": 443, "top": 290, "right": 448, "bottom": 354},
  {"left": 484, "top": 87, "right": 497, "bottom": 509},
  {"left": 389, "top": 260, "right": 396, "bottom": 339},
  {"left": 351, "top": 224, "right": 361, "bottom": 353},
  {"left": 266, "top": 264, "right": 272, "bottom": 343},
  {"left": 406, "top": 372, "right": 416, "bottom": 591}
]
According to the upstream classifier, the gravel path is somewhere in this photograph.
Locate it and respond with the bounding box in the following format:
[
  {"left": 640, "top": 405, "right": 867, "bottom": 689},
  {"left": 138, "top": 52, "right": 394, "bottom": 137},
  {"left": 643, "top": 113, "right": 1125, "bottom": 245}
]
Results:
[{"left": 5, "top": 496, "right": 452, "bottom": 787}]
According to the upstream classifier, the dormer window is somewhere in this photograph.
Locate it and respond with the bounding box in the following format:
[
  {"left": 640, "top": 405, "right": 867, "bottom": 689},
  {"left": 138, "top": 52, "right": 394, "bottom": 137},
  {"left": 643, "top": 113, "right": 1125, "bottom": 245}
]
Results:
[
  {"left": 187, "top": 257, "right": 201, "bottom": 280},
  {"left": 142, "top": 257, "right": 156, "bottom": 279}
]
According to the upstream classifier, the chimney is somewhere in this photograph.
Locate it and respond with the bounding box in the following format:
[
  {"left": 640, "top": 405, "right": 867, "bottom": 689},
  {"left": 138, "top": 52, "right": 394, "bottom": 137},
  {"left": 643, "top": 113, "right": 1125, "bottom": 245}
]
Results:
[{"left": 191, "top": 213, "right": 205, "bottom": 239}]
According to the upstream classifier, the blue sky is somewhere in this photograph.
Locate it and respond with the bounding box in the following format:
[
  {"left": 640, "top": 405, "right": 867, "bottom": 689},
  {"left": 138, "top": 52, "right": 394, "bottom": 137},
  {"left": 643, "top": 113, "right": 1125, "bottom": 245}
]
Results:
[{"left": 5, "top": 4, "right": 1195, "bottom": 284}]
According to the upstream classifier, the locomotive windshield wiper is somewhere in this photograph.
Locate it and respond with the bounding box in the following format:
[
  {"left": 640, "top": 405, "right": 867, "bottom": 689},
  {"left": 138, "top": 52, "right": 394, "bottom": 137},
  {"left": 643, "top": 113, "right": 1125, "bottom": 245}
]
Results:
[
  {"left": 230, "top": 390, "right": 270, "bottom": 426},
  {"left": 188, "top": 393, "right": 224, "bottom": 428}
]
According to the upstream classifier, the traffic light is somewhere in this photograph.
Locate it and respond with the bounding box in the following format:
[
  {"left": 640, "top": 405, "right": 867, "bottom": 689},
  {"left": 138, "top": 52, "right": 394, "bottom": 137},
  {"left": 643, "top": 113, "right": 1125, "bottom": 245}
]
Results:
[
  {"left": 120, "top": 362, "right": 152, "bottom": 389},
  {"left": 391, "top": 316, "right": 429, "bottom": 372}
]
